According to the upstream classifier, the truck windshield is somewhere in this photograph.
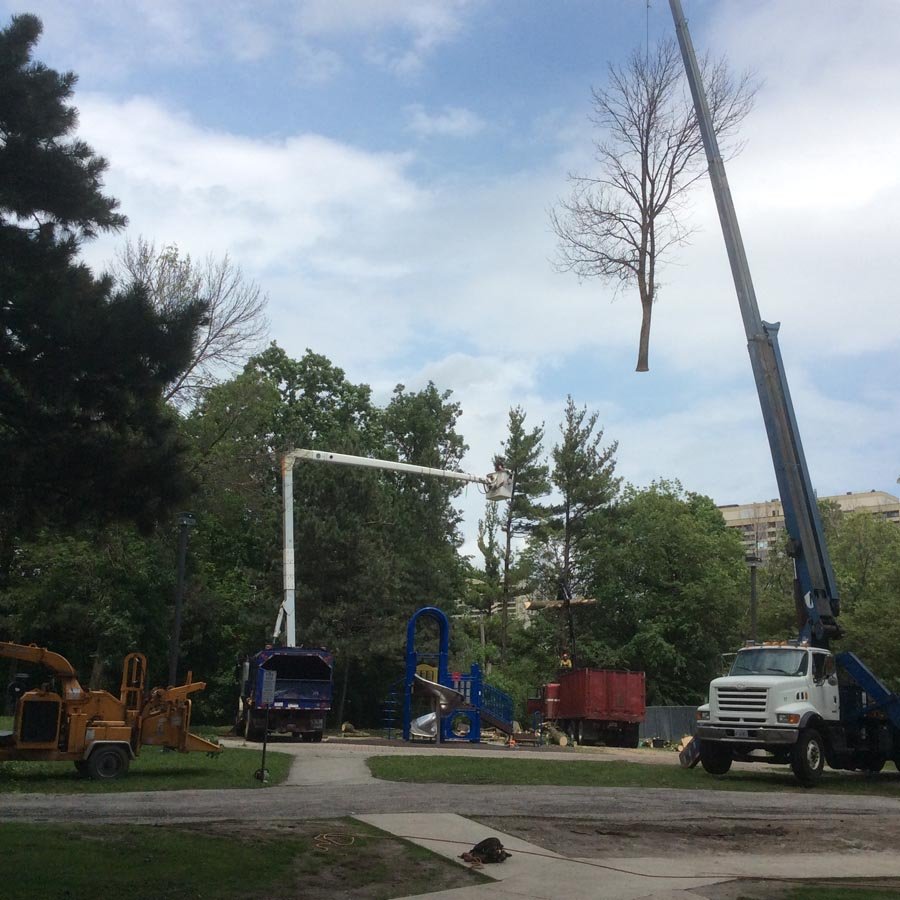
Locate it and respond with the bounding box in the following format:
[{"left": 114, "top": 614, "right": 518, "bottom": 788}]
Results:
[{"left": 729, "top": 648, "right": 808, "bottom": 677}]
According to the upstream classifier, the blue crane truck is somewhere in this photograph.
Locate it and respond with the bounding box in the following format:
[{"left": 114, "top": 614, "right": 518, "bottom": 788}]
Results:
[
  {"left": 237, "top": 646, "right": 333, "bottom": 742},
  {"left": 671, "top": 0, "right": 900, "bottom": 786}
]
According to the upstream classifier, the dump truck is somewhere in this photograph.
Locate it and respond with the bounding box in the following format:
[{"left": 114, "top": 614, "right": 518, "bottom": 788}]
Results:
[
  {"left": 544, "top": 669, "right": 646, "bottom": 748},
  {"left": 237, "top": 646, "right": 333, "bottom": 742},
  {"left": 1, "top": 641, "right": 221, "bottom": 779}
]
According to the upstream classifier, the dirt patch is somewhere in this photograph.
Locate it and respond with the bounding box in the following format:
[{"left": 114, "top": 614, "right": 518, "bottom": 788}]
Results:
[
  {"left": 473, "top": 813, "right": 900, "bottom": 858},
  {"left": 690, "top": 877, "right": 900, "bottom": 899},
  {"left": 174, "top": 818, "right": 490, "bottom": 899}
]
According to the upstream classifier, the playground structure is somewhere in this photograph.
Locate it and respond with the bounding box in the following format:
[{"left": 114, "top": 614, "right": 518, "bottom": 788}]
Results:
[{"left": 401, "top": 607, "right": 516, "bottom": 743}]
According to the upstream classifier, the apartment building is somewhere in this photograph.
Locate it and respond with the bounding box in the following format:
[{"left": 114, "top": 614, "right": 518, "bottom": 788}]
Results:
[{"left": 718, "top": 490, "right": 900, "bottom": 560}]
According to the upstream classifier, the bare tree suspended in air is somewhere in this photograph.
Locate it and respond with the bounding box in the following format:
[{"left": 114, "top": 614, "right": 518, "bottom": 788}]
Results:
[{"left": 551, "top": 39, "right": 756, "bottom": 371}]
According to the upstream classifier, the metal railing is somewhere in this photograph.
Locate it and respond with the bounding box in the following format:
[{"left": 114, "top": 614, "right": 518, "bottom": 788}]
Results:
[{"left": 480, "top": 682, "right": 514, "bottom": 728}]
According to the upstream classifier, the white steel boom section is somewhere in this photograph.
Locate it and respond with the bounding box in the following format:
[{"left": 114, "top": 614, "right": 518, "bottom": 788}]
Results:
[{"left": 274, "top": 448, "right": 512, "bottom": 646}]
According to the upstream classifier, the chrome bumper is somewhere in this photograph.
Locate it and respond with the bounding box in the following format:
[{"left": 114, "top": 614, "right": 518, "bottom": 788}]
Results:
[{"left": 696, "top": 723, "right": 798, "bottom": 745}]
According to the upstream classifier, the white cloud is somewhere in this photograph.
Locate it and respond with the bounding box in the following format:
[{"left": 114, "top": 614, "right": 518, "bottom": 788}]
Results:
[
  {"left": 6, "top": 0, "right": 480, "bottom": 84},
  {"left": 16, "top": 0, "right": 229, "bottom": 75},
  {"left": 406, "top": 105, "right": 486, "bottom": 139},
  {"left": 295, "top": 0, "right": 477, "bottom": 75},
  {"left": 77, "top": 94, "right": 423, "bottom": 276}
]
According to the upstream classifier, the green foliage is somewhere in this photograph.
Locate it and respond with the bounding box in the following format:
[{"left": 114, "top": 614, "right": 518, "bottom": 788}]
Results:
[
  {"left": 571, "top": 481, "right": 746, "bottom": 704},
  {"left": 529, "top": 396, "right": 620, "bottom": 597},
  {"left": 0, "top": 15, "right": 124, "bottom": 242},
  {"left": 1, "top": 526, "right": 173, "bottom": 681},
  {"left": 834, "top": 513, "right": 900, "bottom": 691},
  {"left": 492, "top": 406, "right": 550, "bottom": 659},
  {"left": 476, "top": 502, "right": 503, "bottom": 593},
  {"left": 183, "top": 351, "right": 471, "bottom": 723},
  {"left": 500, "top": 406, "right": 550, "bottom": 541},
  {"left": 756, "top": 507, "right": 900, "bottom": 691},
  {"left": 0, "top": 14, "right": 204, "bottom": 581}
]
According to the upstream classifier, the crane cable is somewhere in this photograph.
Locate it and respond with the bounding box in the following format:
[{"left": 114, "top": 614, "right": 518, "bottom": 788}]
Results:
[{"left": 309, "top": 830, "right": 898, "bottom": 886}]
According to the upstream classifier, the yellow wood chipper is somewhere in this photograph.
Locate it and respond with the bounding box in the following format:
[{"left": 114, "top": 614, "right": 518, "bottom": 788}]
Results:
[{"left": 0, "top": 641, "right": 221, "bottom": 779}]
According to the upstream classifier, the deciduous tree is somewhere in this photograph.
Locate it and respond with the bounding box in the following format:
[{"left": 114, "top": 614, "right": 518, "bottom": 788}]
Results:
[
  {"left": 111, "top": 237, "right": 268, "bottom": 407},
  {"left": 551, "top": 39, "right": 755, "bottom": 371},
  {"left": 578, "top": 481, "right": 746, "bottom": 704}
]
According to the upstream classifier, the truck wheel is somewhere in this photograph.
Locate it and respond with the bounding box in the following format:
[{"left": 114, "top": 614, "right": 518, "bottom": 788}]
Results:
[
  {"left": 699, "top": 739, "right": 732, "bottom": 775},
  {"left": 87, "top": 745, "right": 130, "bottom": 780},
  {"left": 791, "top": 729, "right": 825, "bottom": 787},
  {"left": 628, "top": 725, "right": 641, "bottom": 749},
  {"left": 311, "top": 731, "right": 323, "bottom": 743},
  {"left": 862, "top": 755, "right": 886, "bottom": 774}
]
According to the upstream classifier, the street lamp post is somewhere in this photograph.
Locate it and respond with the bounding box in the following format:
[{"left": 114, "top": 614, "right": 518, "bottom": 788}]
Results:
[
  {"left": 168, "top": 512, "right": 196, "bottom": 687},
  {"left": 745, "top": 554, "right": 761, "bottom": 642}
]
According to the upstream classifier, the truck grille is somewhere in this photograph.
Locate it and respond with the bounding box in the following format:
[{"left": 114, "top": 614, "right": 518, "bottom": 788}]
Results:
[{"left": 715, "top": 686, "right": 768, "bottom": 723}]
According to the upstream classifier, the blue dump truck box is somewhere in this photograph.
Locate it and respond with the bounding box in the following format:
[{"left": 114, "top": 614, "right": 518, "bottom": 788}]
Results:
[{"left": 238, "top": 646, "right": 334, "bottom": 742}]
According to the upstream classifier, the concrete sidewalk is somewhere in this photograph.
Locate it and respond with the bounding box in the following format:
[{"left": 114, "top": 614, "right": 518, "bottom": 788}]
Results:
[
  {"left": 358, "top": 812, "right": 900, "bottom": 900},
  {"left": 356, "top": 812, "right": 723, "bottom": 899}
]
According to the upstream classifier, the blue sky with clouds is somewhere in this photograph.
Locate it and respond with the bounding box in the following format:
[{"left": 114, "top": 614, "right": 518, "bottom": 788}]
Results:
[{"left": 7, "top": 0, "right": 899, "bottom": 557}]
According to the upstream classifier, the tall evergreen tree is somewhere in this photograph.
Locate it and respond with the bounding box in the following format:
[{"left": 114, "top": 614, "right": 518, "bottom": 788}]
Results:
[
  {"left": 496, "top": 406, "right": 549, "bottom": 661},
  {"left": 0, "top": 15, "right": 205, "bottom": 583},
  {"left": 534, "top": 396, "right": 620, "bottom": 661}
]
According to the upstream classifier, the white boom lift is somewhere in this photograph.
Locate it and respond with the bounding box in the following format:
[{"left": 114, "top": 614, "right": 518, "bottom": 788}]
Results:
[{"left": 273, "top": 449, "right": 513, "bottom": 646}]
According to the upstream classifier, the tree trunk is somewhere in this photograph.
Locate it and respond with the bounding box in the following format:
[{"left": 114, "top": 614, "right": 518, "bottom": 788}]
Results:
[
  {"left": 2, "top": 661, "right": 18, "bottom": 716},
  {"left": 500, "top": 473, "right": 517, "bottom": 665},
  {"left": 501, "top": 538, "right": 511, "bottom": 666},
  {"left": 88, "top": 646, "right": 106, "bottom": 691},
  {"left": 636, "top": 299, "right": 652, "bottom": 372},
  {"left": 562, "top": 508, "right": 577, "bottom": 665},
  {"left": 336, "top": 655, "right": 351, "bottom": 726}
]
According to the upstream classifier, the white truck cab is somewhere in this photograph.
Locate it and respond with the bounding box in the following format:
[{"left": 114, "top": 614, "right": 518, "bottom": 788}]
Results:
[{"left": 694, "top": 642, "right": 841, "bottom": 784}]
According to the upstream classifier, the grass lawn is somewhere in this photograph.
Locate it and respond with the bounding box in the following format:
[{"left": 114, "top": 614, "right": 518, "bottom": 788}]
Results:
[
  {"left": 368, "top": 755, "right": 900, "bottom": 797},
  {"left": 0, "top": 819, "right": 489, "bottom": 900},
  {"left": 0, "top": 742, "right": 292, "bottom": 793}
]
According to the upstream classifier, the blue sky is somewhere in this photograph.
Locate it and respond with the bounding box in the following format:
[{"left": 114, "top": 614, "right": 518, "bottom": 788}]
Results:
[{"left": 7, "top": 0, "right": 899, "bottom": 557}]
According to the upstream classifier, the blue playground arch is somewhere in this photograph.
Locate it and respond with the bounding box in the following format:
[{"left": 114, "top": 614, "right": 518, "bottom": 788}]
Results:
[{"left": 402, "top": 606, "right": 512, "bottom": 743}]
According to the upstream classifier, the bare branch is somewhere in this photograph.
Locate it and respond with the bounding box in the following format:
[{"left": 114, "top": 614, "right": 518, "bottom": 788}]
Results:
[
  {"left": 109, "top": 236, "right": 269, "bottom": 406},
  {"left": 551, "top": 38, "right": 757, "bottom": 371}
]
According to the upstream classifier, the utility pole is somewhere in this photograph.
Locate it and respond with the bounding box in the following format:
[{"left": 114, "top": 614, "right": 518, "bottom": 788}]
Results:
[{"left": 168, "top": 512, "right": 196, "bottom": 687}]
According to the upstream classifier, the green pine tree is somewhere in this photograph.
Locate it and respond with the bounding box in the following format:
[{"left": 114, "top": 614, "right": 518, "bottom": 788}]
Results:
[{"left": 0, "top": 14, "right": 205, "bottom": 583}]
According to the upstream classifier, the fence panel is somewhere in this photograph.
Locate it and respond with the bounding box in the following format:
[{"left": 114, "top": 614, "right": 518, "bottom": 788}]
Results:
[{"left": 639, "top": 706, "right": 696, "bottom": 742}]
